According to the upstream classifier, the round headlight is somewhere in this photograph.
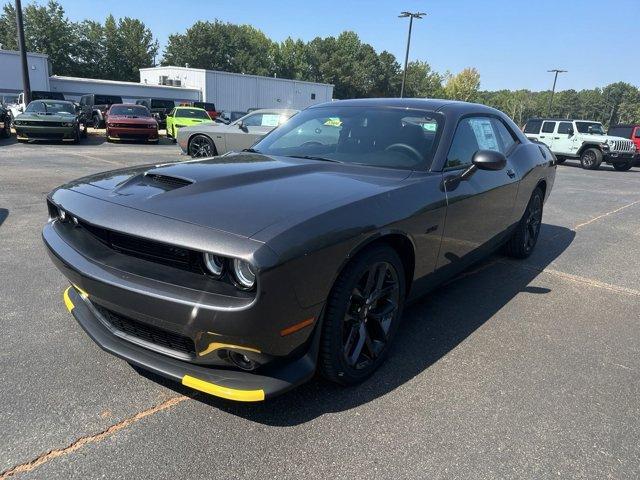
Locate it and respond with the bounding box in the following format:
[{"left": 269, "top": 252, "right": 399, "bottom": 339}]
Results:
[
  {"left": 203, "top": 253, "right": 224, "bottom": 276},
  {"left": 232, "top": 259, "right": 256, "bottom": 289}
]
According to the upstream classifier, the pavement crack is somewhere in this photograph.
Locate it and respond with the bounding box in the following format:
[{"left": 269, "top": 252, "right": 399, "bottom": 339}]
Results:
[{"left": 0, "top": 395, "right": 189, "bottom": 479}]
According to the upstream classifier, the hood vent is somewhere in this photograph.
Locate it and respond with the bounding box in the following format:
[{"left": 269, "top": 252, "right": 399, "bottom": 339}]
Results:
[{"left": 143, "top": 173, "right": 193, "bottom": 190}]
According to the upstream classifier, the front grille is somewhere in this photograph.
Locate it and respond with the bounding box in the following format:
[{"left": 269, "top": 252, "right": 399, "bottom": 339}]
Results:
[
  {"left": 611, "top": 139, "right": 634, "bottom": 153},
  {"left": 25, "top": 132, "right": 65, "bottom": 139},
  {"left": 93, "top": 303, "right": 195, "bottom": 356},
  {"left": 78, "top": 219, "right": 204, "bottom": 274},
  {"left": 110, "top": 123, "right": 154, "bottom": 129},
  {"left": 18, "top": 120, "right": 65, "bottom": 127},
  {"left": 144, "top": 173, "right": 193, "bottom": 189}
]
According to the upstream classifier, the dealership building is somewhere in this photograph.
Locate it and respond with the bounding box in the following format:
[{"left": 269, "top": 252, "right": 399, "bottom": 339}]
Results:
[{"left": 0, "top": 48, "right": 334, "bottom": 111}]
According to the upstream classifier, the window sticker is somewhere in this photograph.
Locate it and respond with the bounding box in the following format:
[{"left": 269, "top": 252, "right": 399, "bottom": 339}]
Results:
[
  {"left": 324, "top": 117, "right": 343, "bottom": 127},
  {"left": 261, "top": 114, "right": 280, "bottom": 127},
  {"left": 469, "top": 118, "right": 499, "bottom": 151}
]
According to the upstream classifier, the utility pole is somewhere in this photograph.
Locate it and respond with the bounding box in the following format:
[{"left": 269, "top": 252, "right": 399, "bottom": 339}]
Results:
[
  {"left": 15, "top": 0, "right": 31, "bottom": 105},
  {"left": 547, "top": 69, "right": 567, "bottom": 116},
  {"left": 399, "top": 11, "right": 426, "bottom": 98}
]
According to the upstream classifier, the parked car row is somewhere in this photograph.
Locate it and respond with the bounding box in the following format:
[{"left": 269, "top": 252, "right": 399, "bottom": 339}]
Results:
[{"left": 523, "top": 117, "right": 639, "bottom": 171}]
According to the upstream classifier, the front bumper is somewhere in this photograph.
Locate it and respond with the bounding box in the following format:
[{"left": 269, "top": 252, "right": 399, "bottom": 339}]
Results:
[
  {"left": 603, "top": 151, "right": 636, "bottom": 164},
  {"left": 42, "top": 207, "right": 322, "bottom": 400},
  {"left": 62, "top": 286, "right": 316, "bottom": 401},
  {"left": 107, "top": 126, "right": 158, "bottom": 141},
  {"left": 15, "top": 125, "right": 76, "bottom": 140}
]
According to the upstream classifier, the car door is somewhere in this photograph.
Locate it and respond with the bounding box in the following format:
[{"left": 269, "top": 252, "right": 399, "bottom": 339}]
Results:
[
  {"left": 225, "top": 112, "right": 276, "bottom": 152},
  {"left": 437, "top": 115, "right": 521, "bottom": 270},
  {"left": 553, "top": 121, "right": 577, "bottom": 155},
  {"left": 537, "top": 121, "right": 556, "bottom": 149}
]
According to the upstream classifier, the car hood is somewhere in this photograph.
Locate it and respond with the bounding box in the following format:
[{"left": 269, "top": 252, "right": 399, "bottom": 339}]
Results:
[
  {"left": 108, "top": 115, "right": 156, "bottom": 125},
  {"left": 16, "top": 112, "right": 76, "bottom": 122},
  {"left": 59, "top": 153, "right": 410, "bottom": 239},
  {"left": 175, "top": 118, "right": 214, "bottom": 126},
  {"left": 580, "top": 133, "right": 630, "bottom": 143}
]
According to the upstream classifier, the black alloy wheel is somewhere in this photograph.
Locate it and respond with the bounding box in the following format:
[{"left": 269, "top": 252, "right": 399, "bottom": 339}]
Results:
[
  {"left": 580, "top": 148, "right": 602, "bottom": 170},
  {"left": 188, "top": 135, "right": 216, "bottom": 157},
  {"left": 320, "top": 245, "right": 405, "bottom": 385},
  {"left": 504, "top": 187, "right": 544, "bottom": 259}
]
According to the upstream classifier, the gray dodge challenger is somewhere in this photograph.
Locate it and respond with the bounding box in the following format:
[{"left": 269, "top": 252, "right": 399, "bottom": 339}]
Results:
[{"left": 43, "top": 98, "right": 556, "bottom": 402}]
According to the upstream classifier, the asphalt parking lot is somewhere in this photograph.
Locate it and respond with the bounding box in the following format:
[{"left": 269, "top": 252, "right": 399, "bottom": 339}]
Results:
[{"left": 1, "top": 133, "right": 639, "bottom": 479}]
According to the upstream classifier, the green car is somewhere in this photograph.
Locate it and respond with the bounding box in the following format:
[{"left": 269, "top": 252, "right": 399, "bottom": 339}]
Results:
[
  {"left": 165, "top": 106, "right": 213, "bottom": 142},
  {"left": 14, "top": 100, "right": 86, "bottom": 143}
]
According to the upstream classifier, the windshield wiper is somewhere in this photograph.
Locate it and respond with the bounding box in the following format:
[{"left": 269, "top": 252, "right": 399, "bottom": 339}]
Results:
[{"left": 285, "top": 154, "right": 342, "bottom": 164}]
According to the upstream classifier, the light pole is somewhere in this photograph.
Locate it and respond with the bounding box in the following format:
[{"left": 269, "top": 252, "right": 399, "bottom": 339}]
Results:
[
  {"left": 399, "top": 11, "right": 426, "bottom": 98},
  {"left": 15, "top": 0, "right": 31, "bottom": 105},
  {"left": 547, "top": 69, "right": 567, "bottom": 116}
]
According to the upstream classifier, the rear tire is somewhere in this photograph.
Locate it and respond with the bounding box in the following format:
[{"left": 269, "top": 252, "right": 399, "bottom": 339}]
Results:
[
  {"left": 503, "top": 187, "right": 544, "bottom": 259},
  {"left": 580, "top": 148, "right": 602, "bottom": 170},
  {"left": 613, "top": 161, "right": 633, "bottom": 171},
  {"left": 319, "top": 245, "right": 406, "bottom": 386}
]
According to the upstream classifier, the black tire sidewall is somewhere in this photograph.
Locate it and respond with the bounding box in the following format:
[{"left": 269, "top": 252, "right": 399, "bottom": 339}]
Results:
[
  {"left": 189, "top": 135, "right": 214, "bottom": 157},
  {"left": 320, "top": 245, "right": 406, "bottom": 385}
]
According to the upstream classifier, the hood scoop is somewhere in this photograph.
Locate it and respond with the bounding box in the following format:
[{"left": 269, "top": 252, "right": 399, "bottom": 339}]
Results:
[{"left": 143, "top": 173, "right": 193, "bottom": 190}]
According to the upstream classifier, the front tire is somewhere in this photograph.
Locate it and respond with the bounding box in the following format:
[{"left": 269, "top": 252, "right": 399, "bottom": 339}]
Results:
[
  {"left": 580, "top": 148, "right": 602, "bottom": 170},
  {"left": 613, "top": 161, "right": 633, "bottom": 171},
  {"left": 319, "top": 245, "right": 406, "bottom": 386},
  {"left": 188, "top": 134, "right": 216, "bottom": 157},
  {"left": 504, "top": 187, "right": 544, "bottom": 259}
]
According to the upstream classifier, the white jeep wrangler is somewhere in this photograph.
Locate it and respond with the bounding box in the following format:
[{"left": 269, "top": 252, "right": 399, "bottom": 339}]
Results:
[{"left": 523, "top": 118, "right": 637, "bottom": 171}]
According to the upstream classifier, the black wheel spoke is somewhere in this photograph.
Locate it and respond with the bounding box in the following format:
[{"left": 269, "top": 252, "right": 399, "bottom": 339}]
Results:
[{"left": 347, "top": 323, "right": 366, "bottom": 366}]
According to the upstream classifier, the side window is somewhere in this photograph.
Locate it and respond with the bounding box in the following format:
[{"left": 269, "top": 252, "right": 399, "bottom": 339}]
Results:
[
  {"left": 241, "top": 113, "right": 264, "bottom": 127},
  {"left": 492, "top": 118, "right": 518, "bottom": 154},
  {"left": 446, "top": 117, "right": 500, "bottom": 169},
  {"left": 541, "top": 121, "right": 556, "bottom": 134},
  {"left": 523, "top": 119, "right": 542, "bottom": 134},
  {"left": 557, "top": 122, "right": 572, "bottom": 134},
  {"left": 635, "top": 128, "right": 640, "bottom": 139}
]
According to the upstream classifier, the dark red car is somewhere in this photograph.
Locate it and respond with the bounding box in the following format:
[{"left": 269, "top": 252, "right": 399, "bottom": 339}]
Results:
[{"left": 106, "top": 104, "right": 159, "bottom": 143}]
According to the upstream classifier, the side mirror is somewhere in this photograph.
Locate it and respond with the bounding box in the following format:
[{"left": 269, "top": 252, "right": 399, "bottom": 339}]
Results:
[
  {"left": 238, "top": 121, "right": 247, "bottom": 131},
  {"left": 460, "top": 150, "right": 507, "bottom": 181}
]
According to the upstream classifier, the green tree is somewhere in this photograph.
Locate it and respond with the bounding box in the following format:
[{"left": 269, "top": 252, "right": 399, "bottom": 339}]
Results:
[
  {"left": 444, "top": 67, "right": 481, "bottom": 102},
  {"left": 162, "top": 20, "right": 274, "bottom": 76},
  {"left": 0, "top": 0, "right": 80, "bottom": 75},
  {"left": 402, "top": 60, "right": 443, "bottom": 98},
  {"left": 115, "top": 17, "right": 158, "bottom": 81}
]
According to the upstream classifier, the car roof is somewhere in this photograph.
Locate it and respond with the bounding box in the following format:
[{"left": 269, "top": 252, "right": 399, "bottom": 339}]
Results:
[
  {"left": 313, "top": 97, "right": 496, "bottom": 111},
  {"left": 526, "top": 118, "right": 602, "bottom": 123},
  {"left": 609, "top": 124, "right": 640, "bottom": 128}
]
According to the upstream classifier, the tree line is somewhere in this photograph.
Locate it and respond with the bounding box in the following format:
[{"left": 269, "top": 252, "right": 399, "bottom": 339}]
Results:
[{"left": 1, "top": 1, "right": 639, "bottom": 126}]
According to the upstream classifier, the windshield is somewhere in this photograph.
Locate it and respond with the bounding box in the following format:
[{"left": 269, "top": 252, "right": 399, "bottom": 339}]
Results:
[
  {"left": 575, "top": 122, "right": 605, "bottom": 135},
  {"left": 177, "top": 108, "right": 211, "bottom": 120},
  {"left": 25, "top": 100, "right": 75, "bottom": 115},
  {"left": 252, "top": 106, "right": 443, "bottom": 170},
  {"left": 32, "top": 91, "right": 64, "bottom": 101},
  {"left": 110, "top": 105, "right": 151, "bottom": 117}
]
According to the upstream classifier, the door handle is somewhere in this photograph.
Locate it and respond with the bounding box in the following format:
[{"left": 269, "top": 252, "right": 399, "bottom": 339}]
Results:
[
  {"left": 553, "top": 136, "right": 560, "bottom": 139},
  {"left": 506, "top": 169, "right": 516, "bottom": 179},
  {"left": 540, "top": 135, "right": 546, "bottom": 138}
]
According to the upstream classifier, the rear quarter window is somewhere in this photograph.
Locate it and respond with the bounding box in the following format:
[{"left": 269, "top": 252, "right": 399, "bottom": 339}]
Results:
[{"left": 523, "top": 119, "right": 542, "bottom": 134}]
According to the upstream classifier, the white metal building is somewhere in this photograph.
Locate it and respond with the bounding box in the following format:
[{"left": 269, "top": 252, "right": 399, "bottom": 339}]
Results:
[
  {"left": 140, "top": 66, "right": 334, "bottom": 112},
  {"left": 48, "top": 76, "right": 200, "bottom": 104},
  {"left": 0, "top": 49, "right": 51, "bottom": 98},
  {"left": 0, "top": 49, "right": 199, "bottom": 104}
]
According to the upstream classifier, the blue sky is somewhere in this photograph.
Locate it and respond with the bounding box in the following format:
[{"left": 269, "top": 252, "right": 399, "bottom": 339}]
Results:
[{"left": 56, "top": 0, "right": 639, "bottom": 92}]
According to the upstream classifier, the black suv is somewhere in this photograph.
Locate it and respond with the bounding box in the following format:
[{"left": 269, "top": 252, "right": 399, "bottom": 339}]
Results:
[
  {"left": 79, "top": 94, "right": 123, "bottom": 129},
  {"left": 135, "top": 98, "right": 175, "bottom": 129}
]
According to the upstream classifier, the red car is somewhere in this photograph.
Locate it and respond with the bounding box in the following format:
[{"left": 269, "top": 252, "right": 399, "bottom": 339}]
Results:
[
  {"left": 608, "top": 124, "right": 640, "bottom": 166},
  {"left": 106, "top": 104, "right": 159, "bottom": 143}
]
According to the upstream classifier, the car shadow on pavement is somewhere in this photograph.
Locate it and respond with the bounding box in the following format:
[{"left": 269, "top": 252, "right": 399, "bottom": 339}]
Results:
[
  {"left": 136, "top": 223, "right": 576, "bottom": 425},
  {"left": 0, "top": 208, "right": 8, "bottom": 227},
  {"left": 0, "top": 136, "right": 17, "bottom": 146},
  {"left": 559, "top": 161, "right": 639, "bottom": 172}
]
